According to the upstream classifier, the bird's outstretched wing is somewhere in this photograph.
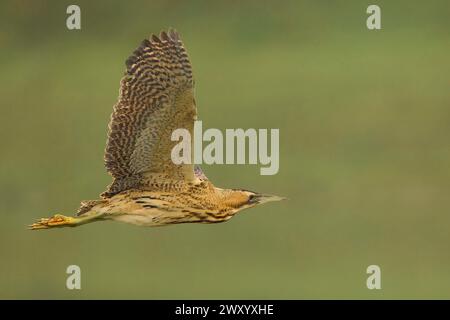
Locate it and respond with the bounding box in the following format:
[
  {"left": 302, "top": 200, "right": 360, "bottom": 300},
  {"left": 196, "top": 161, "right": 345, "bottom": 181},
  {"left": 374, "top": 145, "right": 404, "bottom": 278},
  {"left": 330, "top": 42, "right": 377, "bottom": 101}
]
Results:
[{"left": 103, "top": 30, "right": 197, "bottom": 197}]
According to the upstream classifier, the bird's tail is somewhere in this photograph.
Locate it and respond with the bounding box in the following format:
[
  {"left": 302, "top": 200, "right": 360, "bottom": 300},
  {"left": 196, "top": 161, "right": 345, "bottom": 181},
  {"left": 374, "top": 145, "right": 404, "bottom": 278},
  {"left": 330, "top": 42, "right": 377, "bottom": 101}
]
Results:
[{"left": 77, "top": 199, "right": 106, "bottom": 216}]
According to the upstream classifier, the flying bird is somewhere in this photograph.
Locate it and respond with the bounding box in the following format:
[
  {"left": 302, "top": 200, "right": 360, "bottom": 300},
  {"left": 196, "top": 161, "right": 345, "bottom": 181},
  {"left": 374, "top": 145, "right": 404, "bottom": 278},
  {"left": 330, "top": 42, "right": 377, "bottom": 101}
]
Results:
[{"left": 29, "top": 29, "right": 284, "bottom": 230}]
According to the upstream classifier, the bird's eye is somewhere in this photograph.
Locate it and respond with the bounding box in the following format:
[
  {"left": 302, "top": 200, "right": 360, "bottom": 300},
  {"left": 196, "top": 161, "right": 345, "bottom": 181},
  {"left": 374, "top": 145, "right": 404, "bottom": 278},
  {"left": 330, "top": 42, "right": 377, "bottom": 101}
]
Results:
[{"left": 248, "top": 194, "right": 257, "bottom": 203}]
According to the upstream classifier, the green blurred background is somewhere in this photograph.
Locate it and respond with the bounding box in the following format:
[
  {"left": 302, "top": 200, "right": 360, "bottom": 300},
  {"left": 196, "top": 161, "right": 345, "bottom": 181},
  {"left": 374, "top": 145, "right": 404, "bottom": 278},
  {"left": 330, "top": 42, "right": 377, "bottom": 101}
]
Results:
[{"left": 1, "top": 0, "right": 449, "bottom": 299}]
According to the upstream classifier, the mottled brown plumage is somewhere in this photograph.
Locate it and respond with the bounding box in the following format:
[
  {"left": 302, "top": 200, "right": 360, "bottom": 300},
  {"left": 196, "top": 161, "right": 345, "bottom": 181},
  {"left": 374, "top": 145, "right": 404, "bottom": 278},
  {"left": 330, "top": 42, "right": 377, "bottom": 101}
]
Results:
[
  {"left": 104, "top": 29, "right": 196, "bottom": 197},
  {"left": 29, "top": 29, "right": 284, "bottom": 230}
]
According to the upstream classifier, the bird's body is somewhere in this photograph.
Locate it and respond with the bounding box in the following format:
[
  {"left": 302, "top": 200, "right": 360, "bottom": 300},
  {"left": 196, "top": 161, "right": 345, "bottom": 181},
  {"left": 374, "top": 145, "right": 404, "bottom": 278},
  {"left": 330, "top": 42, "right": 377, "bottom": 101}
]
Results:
[
  {"left": 29, "top": 29, "right": 283, "bottom": 230},
  {"left": 76, "top": 182, "right": 277, "bottom": 227}
]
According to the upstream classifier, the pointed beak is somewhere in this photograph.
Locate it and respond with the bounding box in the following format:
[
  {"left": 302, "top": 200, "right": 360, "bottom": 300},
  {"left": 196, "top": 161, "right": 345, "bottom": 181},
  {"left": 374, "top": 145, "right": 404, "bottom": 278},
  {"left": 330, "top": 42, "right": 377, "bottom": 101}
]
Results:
[{"left": 249, "top": 193, "right": 287, "bottom": 205}]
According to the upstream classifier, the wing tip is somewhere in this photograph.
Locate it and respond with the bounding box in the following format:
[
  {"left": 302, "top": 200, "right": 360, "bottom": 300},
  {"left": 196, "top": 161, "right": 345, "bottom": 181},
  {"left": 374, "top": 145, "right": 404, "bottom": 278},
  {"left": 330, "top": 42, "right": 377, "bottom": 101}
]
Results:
[
  {"left": 125, "top": 28, "right": 183, "bottom": 69},
  {"left": 149, "top": 28, "right": 181, "bottom": 44}
]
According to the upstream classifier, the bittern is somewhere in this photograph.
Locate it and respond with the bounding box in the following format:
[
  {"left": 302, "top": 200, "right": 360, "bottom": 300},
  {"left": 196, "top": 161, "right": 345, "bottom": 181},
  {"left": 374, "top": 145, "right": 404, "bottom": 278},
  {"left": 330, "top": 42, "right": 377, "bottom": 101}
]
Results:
[{"left": 29, "top": 29, "right": 284, "bottom": 230}]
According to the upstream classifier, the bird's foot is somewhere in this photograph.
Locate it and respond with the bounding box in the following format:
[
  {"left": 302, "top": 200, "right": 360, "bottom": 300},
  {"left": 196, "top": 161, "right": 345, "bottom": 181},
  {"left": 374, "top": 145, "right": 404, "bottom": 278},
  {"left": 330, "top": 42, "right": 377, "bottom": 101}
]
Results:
[{"left": 29, "top": 214, "right": 77, "bottom": 230}]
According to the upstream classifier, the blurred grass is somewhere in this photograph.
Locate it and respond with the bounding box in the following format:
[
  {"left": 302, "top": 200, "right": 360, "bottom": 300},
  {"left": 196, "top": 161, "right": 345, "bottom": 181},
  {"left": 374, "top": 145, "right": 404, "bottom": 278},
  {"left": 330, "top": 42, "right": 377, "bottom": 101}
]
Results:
[{"left": 0, "top": 0, "right": 450, "bottom": 299}]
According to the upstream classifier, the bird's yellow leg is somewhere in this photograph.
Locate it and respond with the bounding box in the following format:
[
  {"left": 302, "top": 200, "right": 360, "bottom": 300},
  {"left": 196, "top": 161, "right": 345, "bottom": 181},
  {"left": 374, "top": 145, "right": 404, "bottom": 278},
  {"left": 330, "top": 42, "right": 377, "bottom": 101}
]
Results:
[{"left": 28, "top": 212, "right": 104, "bottom": 230}]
